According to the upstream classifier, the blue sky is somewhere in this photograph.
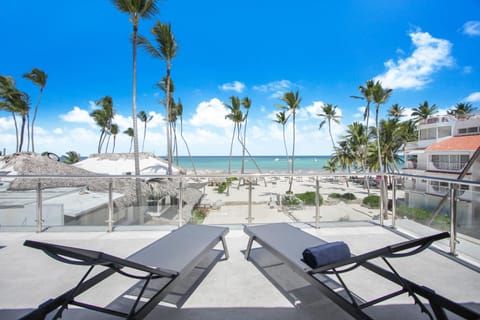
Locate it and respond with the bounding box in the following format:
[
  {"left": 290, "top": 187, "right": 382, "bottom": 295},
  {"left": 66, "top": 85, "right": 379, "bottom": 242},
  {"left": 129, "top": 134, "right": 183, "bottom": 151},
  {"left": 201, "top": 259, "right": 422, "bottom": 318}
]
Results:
[{"left": 1, "top": 1, "right": 479, "bottom": 156}]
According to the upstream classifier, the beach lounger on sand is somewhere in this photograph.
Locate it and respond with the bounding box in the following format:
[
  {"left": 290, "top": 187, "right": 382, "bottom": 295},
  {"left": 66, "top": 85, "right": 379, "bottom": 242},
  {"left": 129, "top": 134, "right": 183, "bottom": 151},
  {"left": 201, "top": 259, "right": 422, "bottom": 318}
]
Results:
[
  {"left": 21, "top": 224, "right": 229, "bottom": 320},
  {"left": 244, "top": 223, "right": 479, "bottom": 320}
]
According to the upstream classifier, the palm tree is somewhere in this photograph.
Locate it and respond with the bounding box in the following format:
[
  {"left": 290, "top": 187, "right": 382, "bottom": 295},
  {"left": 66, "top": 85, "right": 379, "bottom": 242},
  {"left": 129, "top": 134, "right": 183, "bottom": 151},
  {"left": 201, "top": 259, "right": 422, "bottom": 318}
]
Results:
[
  {"left": 137, "top": 21, "right": 177, "bottom": 175},
  {"left": 110, "top": 123, "right": 119, "bottom": 153},
  {"left": 447, "top": 102, "right": 476, "bottom": 119},
  {"left": 224, "top": 96, "right": 242, "bottom": 174},
  {"left": 124, "top": 127, "right": 134, "bottom": 153},
  {"left": 240, "top": 97, "right": 251, "bottom": 174},
  {"left": 273, "top": 111, "right": 290, "bottom": 172},
  {"left": 323, "top": 158, "right": 338, "bottom": 174},
  {"left": 343, "top": 122, "right": 368, "bottom": 174},
  {"left": 0, "top": 75, "right": 32, "bottom": 152},
  {"left": 22, "top": 68, "right": 47, "bottom": 153},
  {"left": 111, "top": 0, "right": 158, "bottom": 208},
  {"left": 90, "top": 96, "right": 114, "bottom": 153},
  {"left": 352, "top": 80, "right": 376, "bottom": 192},
  {"left": 137, "top": 110, "right": 153, "bottom": 152},
  {"left": 412, "top": 101, "right": 438, "bottom": 123},
  {"left": 277, "top": 91, "right": 302, "bottom": 193},
  {"left": 372, "top": 81, "right": 393, "bottom": 218},
  {"left": 175, "top": 99, "right": 197, "bottom": 174},
  {"left": 318, "top": 103, "right": 341, "bottom": 152},
  {"left": 63, "top": 151, "right": 81, "bottom": 164},
  {"left": 388, "top": 103, "right": 405, "bottom": 119}
]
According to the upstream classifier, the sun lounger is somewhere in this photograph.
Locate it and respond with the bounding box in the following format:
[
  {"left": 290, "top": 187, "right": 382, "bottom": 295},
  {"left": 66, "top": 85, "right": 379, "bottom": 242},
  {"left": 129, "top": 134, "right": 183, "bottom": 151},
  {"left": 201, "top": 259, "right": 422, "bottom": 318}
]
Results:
[
  {"left": 244, "top": 223, "right": 479, "bottom": 320},
  {"left": 21, "top": 224, "right": 229, "bottom": 320}
]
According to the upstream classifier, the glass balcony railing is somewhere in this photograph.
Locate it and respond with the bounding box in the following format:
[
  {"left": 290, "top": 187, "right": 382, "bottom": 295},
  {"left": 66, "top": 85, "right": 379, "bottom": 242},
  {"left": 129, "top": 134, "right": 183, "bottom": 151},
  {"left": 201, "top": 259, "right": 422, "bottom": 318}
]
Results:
[{"left": 1, "top": 172, "right": 479, "bottom": 264}]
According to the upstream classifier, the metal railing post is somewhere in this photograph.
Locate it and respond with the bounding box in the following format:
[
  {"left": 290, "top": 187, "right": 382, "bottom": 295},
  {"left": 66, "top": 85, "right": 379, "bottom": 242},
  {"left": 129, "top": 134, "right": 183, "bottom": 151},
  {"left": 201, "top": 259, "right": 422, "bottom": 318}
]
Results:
[
  {"left": 36, "top": 181, "right": 43, "bottom": 233},
  {"left": 178, "top": 179, "right": 184, "bottom": 227},
  {"left": 391, "top": 175, "right": 396, "bottom": 229},
  {"left": 315, "top": 176, "right": 320, "bottom": 229},
  {"left": 379, "top": 175, "right": 384, "bottom": 226},
  {"left": 247, "top": 180, "right": 253, "bottom": 225},
  {"left": 450, "top": 185, "right": 457, "bottom": 256},
  {"left": 107, "top": 179, "right": 114, "bottom": 232}
]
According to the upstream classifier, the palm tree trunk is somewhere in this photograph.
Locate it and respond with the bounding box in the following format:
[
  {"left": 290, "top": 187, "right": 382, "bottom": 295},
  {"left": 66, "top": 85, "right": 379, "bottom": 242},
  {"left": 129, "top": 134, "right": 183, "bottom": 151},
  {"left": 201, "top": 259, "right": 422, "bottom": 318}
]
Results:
[
  {"left": 288, "top": 113, "right": 296, "bottom": 193},
  {"left": 180, "top": 118, "right": 196, "bottom": 174},
  {"left": 26, "top": 114, "right": 30, "bottom": 152},
  {"left": 112, "top": 137, "right": 116, "bottom": 153},
  {"left": 282, "top": 126, "right": 289, "bottom": 172},
  {"left": 142, "top": 122, "right": 147, "bottom": 152},
  {"left": 132, "top": 16, "right": 142, "bottom": 207},
  {"left": 375, "top": 105, "right": 387, "bottom": 218},
  {"left": 364, "top": 103, "right": 371, "bottom": 195},
  {"left": 165, "top": 66, "right": 173, "bottom": 175},
  {"left": 18, "top": 114, "right": 27, "bottom": 152},
  {"left": 11, "top": 113, "right": 19, "bottom": 153},
  {"left": 228, "top": 124, "right": 236, "bottom": 174},
  {"left": 31, "top": 88, "right": 43, "bottom": 153}
]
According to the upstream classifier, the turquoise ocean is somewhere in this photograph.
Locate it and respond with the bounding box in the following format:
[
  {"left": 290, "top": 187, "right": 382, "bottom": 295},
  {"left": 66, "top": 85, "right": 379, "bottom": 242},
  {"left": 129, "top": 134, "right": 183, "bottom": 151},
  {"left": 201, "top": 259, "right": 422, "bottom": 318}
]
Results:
[{"left": 175, "top": 155, "right": 332, "bottom": 173}]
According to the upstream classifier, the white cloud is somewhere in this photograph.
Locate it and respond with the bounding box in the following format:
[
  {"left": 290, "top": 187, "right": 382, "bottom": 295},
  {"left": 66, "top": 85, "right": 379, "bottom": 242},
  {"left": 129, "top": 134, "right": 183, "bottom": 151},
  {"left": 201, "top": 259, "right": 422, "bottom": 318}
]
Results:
[
  {"left": 189, "top": 98, "right": 230, "bottom": 129},
  {"left": 462, "top": 21, "right": 480, "bottom": 36},
  {"left": 305, "top": 101, "right": 325, "bottom": 117},
  {"left": 60, "top": 106, "right": 95, "bottom": 126},
  {"left": 253, "top": 80, "right": 292, "bottom": 93},
  {"left": 219, "top": 81, "right": 245, "bottom": 93},
  {"left": 375, "top": 31, "right": 454, "bottom": 89},
  {"left": 0, "top": 117, "right": 14, "bottom": 131},
  {"left": 463, "top": 66, "right": 473, "bottom": 74},
  {"left": 53, "top": 128, "right": 63, "bottom": 134},
  {"left": 465, "top": 92, "right": 480, "bottom": 102}
]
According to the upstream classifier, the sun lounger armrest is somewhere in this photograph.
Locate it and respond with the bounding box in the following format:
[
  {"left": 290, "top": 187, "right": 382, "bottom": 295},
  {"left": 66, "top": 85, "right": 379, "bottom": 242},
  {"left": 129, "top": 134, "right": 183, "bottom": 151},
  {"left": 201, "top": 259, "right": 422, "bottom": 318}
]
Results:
[
  {"left": 385, "top": 232, "right": 450, "bottom": 258},
  {"left": 309, "top": 232, "right": 449, "bottom": 275},
  {"left": 23, "top": 240, "right": 178, "bottom": 278}
]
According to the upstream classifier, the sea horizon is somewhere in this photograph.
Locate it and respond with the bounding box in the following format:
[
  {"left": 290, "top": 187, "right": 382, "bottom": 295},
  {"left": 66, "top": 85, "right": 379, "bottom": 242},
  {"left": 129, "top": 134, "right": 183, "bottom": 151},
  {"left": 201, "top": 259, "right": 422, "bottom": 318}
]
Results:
[{"left": 175, "top": 155, "right": 333, "bottom": 173}]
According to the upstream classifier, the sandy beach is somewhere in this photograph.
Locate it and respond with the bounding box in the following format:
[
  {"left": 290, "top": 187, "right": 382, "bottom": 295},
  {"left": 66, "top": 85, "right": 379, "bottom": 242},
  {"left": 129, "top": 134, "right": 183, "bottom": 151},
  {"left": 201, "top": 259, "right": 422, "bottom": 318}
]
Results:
[{"left": 191, "top": 174, "right": 385, "bottom": 225}]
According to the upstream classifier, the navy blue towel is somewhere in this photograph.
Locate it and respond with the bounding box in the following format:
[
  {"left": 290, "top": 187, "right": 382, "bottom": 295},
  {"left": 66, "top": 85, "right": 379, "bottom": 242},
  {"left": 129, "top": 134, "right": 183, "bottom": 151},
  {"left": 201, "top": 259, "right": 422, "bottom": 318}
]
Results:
[{"left": 302, "top": 241, "right": 351, "bottom": 269}]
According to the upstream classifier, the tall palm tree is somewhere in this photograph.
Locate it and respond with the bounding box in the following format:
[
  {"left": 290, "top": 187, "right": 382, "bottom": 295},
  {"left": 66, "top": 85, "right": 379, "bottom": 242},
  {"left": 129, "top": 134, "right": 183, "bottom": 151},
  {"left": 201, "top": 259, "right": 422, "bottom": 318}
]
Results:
[
  {"left": 110, "top": 123, "right": 119, "bottom": 153},
  {"left": 137, "top": 110, "right": 153, "bottom": 152},
  {"left": 240, "top": 97, "right": 251, "bottom": 174},
  {"left": 344, "top": 122, "right": 368, "bottom": 174},
  {"left": 63, "top": 151, "right": 81, "bottom": 164},
  {"left": 273, "top": 111, "right": 290, "bottom": 172},
  {"left": 447, "top": 102, "right": 476, "bottom": 119},
  {"left": 22, "top": 68, "right": 47, "bottom": 153},
  {"left": 124, "top": 127, "right": 134, "bottom": 153},
  {"left": 277, "top": 90, "right": 301, "bottom": 193},
  {"left": 224, "top": 96, "right": 242, "bottom": 174},
  {"left": 176, "top": 99, "right": 197, "bottom": 174},
  {"left": 91, "top": 96, "right": 114, "bottom": 153},
  {"left": 411, "top": 101, "right": 437, "bottom": 123},
  {"left": 137, "top": 21, "right": 177, "bottom": 175},
  {"left": 111, "top": 0, "right": 158, "bottom": 207},
  {"left": 352, "top": 80, "right": 376, "bottom": 192},
  {"left": 0, "top": 76, "right": 29, "bottom": 152},
  {"left": 317, "top": 103, "right": 341, "bottom": 152},
  {"left": 372, "top": 81, "right": 393, "bottom": 218},
  {"left": 388, "top": 103, "right": 405, "bottom": 119}
]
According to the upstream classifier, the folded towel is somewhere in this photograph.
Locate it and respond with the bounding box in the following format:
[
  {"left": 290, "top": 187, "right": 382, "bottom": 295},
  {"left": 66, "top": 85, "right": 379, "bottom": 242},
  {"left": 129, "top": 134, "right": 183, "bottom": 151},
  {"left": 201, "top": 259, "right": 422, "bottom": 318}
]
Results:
[{"left": 302, "top": 241, "right": 351, "bottom": 269}]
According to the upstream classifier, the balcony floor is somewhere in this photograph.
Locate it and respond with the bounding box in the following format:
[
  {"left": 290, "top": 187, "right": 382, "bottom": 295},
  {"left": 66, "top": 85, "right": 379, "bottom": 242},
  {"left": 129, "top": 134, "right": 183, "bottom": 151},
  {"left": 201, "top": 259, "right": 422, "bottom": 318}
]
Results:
[{"left": 1, "top": 223, "right": 479, "bottom": 320}]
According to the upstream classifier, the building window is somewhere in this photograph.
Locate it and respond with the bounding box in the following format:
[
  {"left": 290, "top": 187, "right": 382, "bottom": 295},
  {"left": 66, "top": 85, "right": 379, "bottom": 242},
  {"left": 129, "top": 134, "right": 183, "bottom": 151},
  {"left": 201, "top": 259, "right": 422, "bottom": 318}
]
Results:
[
  {"left": 438, "top": 126, "right": 451, "bottom": 138},
  {"left": 431, "top": 154, "right": 470, "bottom": 171},
  {"left": 419, "top": 128, "right": 436, "bottom": 140},
  {"left": 458, "top": 127, "right": 479, "bottom": 135}
]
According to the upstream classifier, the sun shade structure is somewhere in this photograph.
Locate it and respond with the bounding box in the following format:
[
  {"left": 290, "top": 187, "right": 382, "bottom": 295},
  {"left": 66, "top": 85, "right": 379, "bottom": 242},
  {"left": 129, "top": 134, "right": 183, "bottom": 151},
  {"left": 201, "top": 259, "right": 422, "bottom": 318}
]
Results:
[
  {"left": 244, "top": 223, "right": 479, "bottom": 320},
  {"left": 21, "top": 224, "right": 229, "bottom": 320}
]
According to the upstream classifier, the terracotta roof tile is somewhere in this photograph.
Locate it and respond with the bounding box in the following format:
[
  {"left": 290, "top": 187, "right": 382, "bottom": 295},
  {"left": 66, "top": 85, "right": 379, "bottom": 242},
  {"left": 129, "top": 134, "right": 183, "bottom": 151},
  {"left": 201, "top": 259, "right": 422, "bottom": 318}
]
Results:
[{"left": 425, "top": 135, "right": 480, "bottom": 152}]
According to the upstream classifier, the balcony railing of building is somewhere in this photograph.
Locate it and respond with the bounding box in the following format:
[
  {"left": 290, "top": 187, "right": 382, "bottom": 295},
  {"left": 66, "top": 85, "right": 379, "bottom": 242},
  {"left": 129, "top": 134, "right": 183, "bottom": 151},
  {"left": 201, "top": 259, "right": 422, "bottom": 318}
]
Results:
[{"left": 1, "top": 172, "right": 479, "bottom": 267}]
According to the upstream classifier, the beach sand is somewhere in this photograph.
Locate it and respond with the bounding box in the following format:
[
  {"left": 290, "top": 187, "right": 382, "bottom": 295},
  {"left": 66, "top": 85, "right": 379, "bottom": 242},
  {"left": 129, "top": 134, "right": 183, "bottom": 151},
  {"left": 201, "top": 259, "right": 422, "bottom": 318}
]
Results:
[{"left": 192, "top": 174, "right": 388, "bottom": 225}]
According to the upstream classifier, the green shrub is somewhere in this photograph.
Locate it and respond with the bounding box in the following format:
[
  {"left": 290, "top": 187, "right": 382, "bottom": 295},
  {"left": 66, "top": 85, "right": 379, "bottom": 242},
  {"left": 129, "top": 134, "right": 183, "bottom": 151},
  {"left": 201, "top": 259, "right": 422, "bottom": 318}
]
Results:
[
  {"left": 397, "top": 206, "right": 430, "bottom": 222},
  {"left": 363, "top": 195, "right": 380, "bottom": 208},
  {"left": 295, "top": 191, "right": 323, "bottom": 206},
  {"left": 342, "top": 193, "right": 356, "bottom": 200},
  {"left": 329, "top": 193, "right": 342, "bottom": 199},
  {"left": 214, "top": 182, "right": 228, "bottom": 193},
  {"left": 283, "top": 195, "right": 302, "bottom": 207},
  {"left": 191, "top": 207, "right": 209, "bottom": 224}
]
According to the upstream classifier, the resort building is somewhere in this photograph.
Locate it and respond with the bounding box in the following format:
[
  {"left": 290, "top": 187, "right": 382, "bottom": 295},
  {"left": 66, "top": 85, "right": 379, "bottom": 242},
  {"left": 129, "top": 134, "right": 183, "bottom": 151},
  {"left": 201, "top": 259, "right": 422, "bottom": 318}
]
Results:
[{"left": 403, "top": 114, "right": 480, "bottom": 238}]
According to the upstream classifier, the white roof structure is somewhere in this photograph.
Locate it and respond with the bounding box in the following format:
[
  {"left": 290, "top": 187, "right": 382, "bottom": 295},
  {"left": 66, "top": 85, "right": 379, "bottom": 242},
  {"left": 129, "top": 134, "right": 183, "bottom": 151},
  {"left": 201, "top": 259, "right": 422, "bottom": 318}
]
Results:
[{"left": 74, "top": 153, "right": 183, "bottom": 176}]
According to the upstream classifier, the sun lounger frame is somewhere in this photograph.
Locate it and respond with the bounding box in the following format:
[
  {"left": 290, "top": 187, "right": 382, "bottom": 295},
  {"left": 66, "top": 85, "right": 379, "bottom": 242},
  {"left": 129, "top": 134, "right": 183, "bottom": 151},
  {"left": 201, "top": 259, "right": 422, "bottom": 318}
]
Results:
[
  {"left": 22, "top": 224, "right": 229, "bottom": 320},
  {"left": 244, "top": 223, "right": 478, "bottom": 320}
]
